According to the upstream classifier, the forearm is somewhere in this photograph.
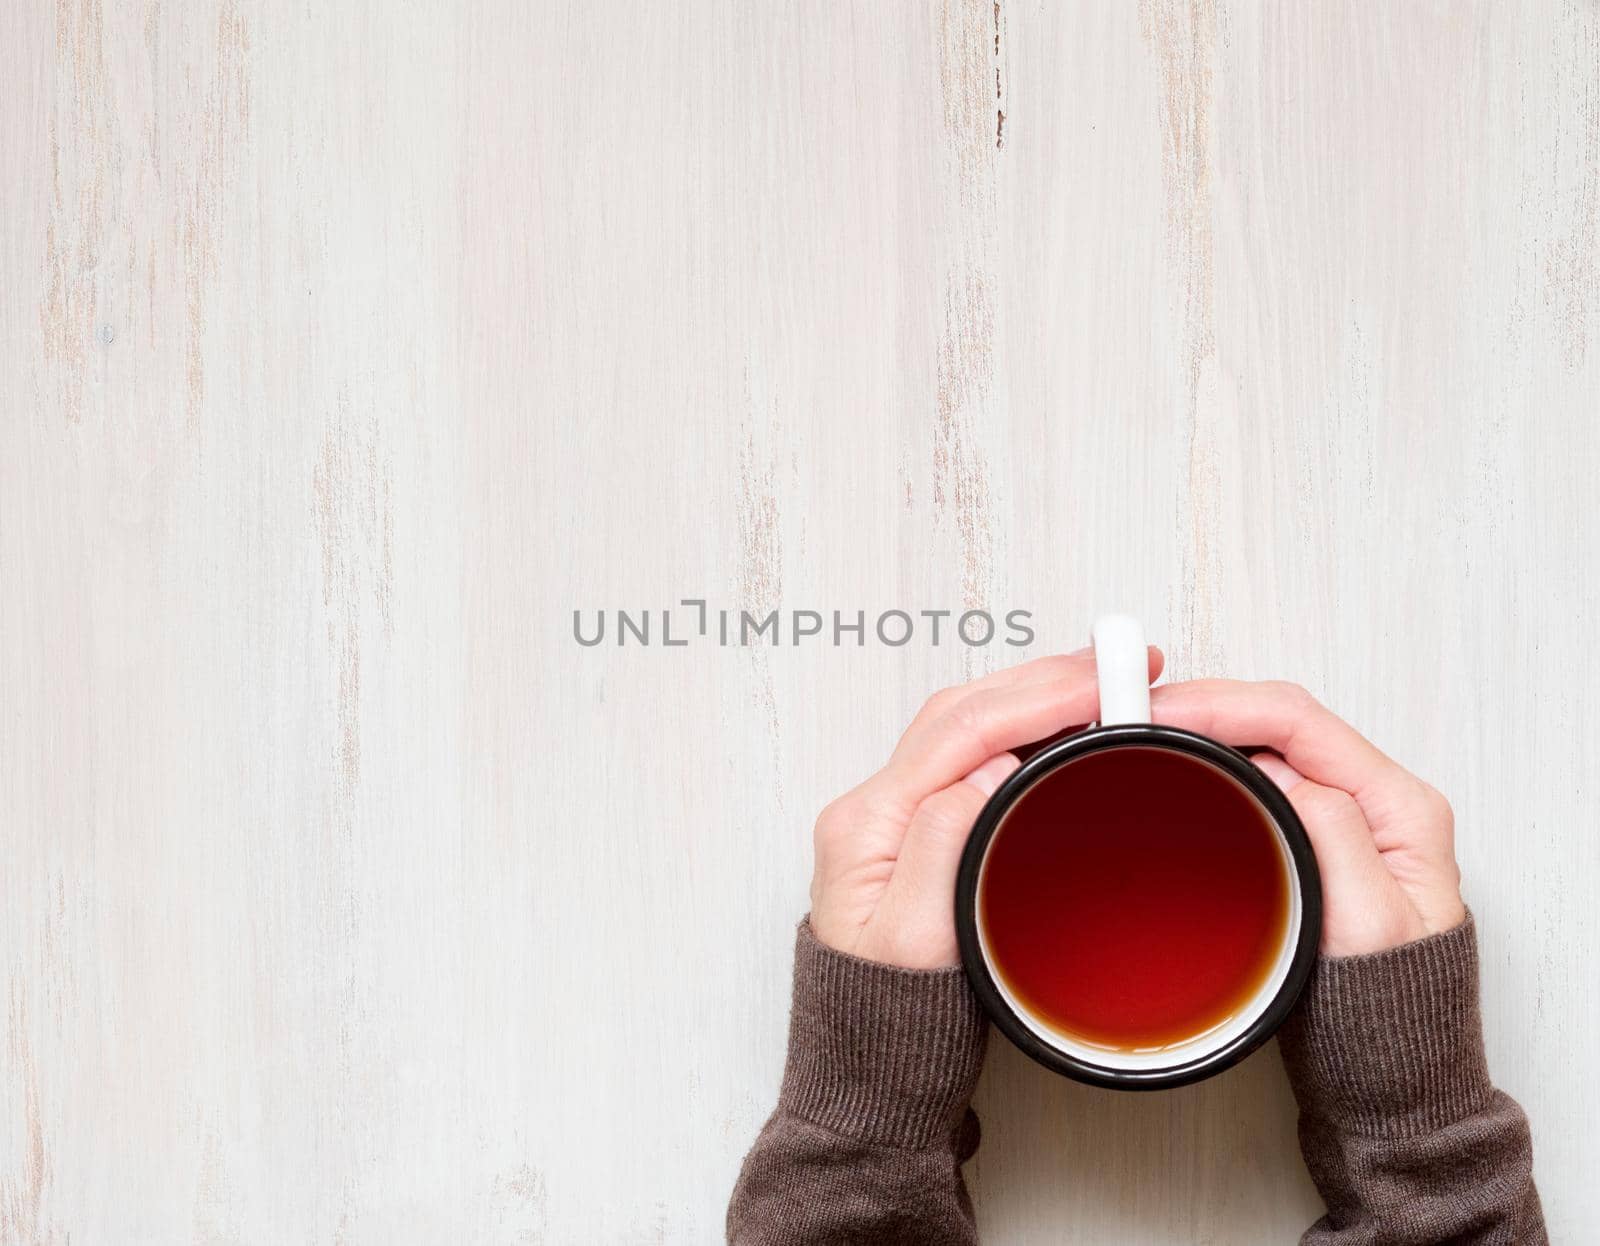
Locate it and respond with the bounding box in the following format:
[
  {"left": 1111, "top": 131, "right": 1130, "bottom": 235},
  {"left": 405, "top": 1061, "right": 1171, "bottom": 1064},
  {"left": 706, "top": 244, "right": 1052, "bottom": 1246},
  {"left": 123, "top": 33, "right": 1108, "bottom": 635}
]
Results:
[
  {"left": 1279, "top": 914, "right": 1546, "bottom": 1244},
  {"left": 727, "top": 919, "right": 988, "bottom": 1245}
]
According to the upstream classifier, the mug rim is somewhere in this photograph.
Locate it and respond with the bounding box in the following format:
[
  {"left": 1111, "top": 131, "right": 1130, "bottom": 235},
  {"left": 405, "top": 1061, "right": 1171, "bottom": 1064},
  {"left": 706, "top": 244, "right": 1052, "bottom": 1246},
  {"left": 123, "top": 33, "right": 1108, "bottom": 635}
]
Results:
[{"left": 954, "top": 722, "right": 1322, "bottom": 1091}]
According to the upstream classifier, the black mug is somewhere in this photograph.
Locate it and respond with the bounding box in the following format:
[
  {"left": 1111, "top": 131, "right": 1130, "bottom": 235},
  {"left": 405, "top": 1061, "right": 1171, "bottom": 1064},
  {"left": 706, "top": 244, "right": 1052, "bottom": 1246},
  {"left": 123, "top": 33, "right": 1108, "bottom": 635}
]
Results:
[{"left": 955, "top": 615, "right": 1322, "bottom": 1090}]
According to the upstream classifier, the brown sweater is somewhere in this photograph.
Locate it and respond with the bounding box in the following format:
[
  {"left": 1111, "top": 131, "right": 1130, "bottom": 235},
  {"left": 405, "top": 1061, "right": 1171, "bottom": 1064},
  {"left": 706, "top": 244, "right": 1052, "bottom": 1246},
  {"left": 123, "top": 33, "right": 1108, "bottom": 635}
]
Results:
[{"left": 727, "top": 915, "right": 1545, "bottom": 1244}]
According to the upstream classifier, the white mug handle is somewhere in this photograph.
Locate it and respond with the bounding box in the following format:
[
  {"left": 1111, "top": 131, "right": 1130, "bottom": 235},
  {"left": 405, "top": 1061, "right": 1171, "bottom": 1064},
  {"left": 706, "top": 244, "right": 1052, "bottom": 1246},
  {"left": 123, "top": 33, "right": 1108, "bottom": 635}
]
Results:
[{"left": 1091, "top": 613, "right": 1150, "bottom": 726}]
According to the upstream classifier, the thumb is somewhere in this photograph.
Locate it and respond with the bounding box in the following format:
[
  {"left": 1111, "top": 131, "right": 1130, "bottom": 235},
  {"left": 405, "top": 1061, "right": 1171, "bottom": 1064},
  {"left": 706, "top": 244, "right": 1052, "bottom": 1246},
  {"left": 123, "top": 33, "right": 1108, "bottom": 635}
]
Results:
[
  {"left": 1249, "top": 751, "right": 1409, "bottom": 955},
  {"left": 897, "top": 752, "right": 1020, "bottom": 894},
  {"left": 873, "top": 753, "right": 1020, "bottom": 966},
  {"left": 1250, "top": 751, "right": 1384, "bottom": 880}
]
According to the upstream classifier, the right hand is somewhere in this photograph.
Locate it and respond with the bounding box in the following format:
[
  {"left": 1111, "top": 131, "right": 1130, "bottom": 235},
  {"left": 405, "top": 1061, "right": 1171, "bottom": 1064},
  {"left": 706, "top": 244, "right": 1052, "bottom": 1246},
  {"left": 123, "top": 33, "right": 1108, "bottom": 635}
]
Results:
[{"left": 1150, "top": 679, "right": 1466, "bottom": 957}]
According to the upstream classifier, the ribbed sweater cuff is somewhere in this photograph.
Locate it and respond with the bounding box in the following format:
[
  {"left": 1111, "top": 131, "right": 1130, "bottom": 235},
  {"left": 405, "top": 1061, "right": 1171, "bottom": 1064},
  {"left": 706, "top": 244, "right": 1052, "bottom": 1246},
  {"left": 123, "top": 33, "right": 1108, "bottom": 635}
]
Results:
[
  {"left": 1277, "top": 913, "right": 1492, "bottom": 1139},
  {"left": 776, "top": 918, "right": 989, "bottom": 1150}
]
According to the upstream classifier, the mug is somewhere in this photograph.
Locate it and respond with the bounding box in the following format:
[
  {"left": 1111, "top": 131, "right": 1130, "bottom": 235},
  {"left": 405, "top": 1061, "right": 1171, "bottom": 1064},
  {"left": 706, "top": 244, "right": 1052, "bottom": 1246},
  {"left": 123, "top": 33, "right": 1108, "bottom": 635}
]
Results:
[{"left": 954, "top": 615, "right": 1322, "bottom": 1090}]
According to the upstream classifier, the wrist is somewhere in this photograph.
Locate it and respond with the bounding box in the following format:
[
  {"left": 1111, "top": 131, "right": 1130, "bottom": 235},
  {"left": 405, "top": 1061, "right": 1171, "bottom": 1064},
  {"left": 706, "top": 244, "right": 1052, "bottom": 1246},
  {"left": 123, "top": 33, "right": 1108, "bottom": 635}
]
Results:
[
  {"left": 1278, "top": 912, "right": 1490, "bottom": 1138},
  {"left": 1422, "top": 889, "right": 1468, "bottom": 937},
  {"left": 809, "top": 902, "right": 960, "bottom": 970},
  {"left": 1321, "top": 885, "right": 1466, "bottom": 957},
  {"left": 777, "top": 916, "right": 988, "bottom": 1148}
]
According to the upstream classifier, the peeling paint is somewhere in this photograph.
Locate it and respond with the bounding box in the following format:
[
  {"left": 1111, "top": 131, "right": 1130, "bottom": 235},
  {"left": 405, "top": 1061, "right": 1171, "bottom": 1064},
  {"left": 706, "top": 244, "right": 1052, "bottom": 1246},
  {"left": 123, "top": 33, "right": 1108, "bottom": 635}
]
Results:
[
  {"left": 993, "top": 2, "right": 1006, "bottom": 147},
  {"left": 40, "top": 0, "right": 250, "bottom": 429},
  {"left": 1141, "top": 0, "right": 1216, "bottom": 393},
  {"left": 40, "top": 0, "right": 114, "bottom": 425},
  {"left": 1540, "top": 3, "right": 1599, "bottom": 365},
  {"left": 736, "top": 432, "right": 781, "bottom": 620},
  {"left": 737, "top": 429, "right": 784, "bottom": 801},
  {"left": 1142, "top": 0, "right": 1221, "bottom": 672},
  {"left": 179, "top": 0, "right": 251, "bottom": 429},
  {"left": 936, "top": 0, "right": 1003, "bottom": 614},
  {"left": 934, "top": 269, "right": 996, "bottom": 610},
  {"left": 0, "top": 987, "right": 49, "bottom": 1242},
  {"left": 190, "top": 1125, "right": 242, "bottom": 1245},
  {"left": 311, "top": 405, "right": 395, "bottom": 807}
]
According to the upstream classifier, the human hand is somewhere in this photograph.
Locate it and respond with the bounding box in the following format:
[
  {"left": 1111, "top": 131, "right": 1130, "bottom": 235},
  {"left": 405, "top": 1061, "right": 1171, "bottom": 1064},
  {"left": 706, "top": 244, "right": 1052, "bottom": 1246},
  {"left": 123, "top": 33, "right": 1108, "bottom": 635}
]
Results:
[
  {"left": 809, "top": 647, "right": 1165, "bottom": 969},
  {"left": 1150, "top": 679, "right": 1466, "bottom": 957}
]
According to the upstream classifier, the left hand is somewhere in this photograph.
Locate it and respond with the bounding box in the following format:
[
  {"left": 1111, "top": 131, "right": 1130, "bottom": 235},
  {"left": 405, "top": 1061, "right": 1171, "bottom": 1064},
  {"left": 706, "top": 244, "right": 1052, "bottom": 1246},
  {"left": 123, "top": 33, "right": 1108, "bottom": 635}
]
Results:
[{"left": 809, "top": 647, "right": 1165, "bottom": 968}]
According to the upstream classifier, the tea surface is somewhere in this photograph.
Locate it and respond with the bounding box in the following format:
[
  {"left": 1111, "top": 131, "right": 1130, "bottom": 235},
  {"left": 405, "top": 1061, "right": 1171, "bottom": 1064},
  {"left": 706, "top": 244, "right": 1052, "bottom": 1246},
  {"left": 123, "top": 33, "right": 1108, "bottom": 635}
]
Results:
[{"left": 979, "top": 746, "right": 1289, "bottom": 1051}]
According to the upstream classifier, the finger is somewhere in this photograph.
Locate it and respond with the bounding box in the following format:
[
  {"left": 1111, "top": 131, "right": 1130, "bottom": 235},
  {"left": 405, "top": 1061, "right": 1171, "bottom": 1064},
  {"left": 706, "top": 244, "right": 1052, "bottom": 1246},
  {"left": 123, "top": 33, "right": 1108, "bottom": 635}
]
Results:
[
  {"left": 882, "top": 650, "right": 1162, "bottom": 803},
  {"left": 896, "top": 646, "right": 1144, "bottom": 747},
  {"left": 1249, "top": 750, "right": 1420, "bottom": 953},
  {"left": 1249, "top": 750, "right": 1386, "bottom": 881},
  {"left": 961, "top": 751, "right": 1022, "bottom": 798},
  {"left": 883, "top": 752, "right": 1022, "bottom": 935},
  {"left": 1150, "top": 679, "right": 1430, "bottom": 834},
  {"left": 1248, "top": 751, "right": 1304, "bottom": 793},
  {"left": 890, "top": 647, "right": 1162, "bottom": 784}
]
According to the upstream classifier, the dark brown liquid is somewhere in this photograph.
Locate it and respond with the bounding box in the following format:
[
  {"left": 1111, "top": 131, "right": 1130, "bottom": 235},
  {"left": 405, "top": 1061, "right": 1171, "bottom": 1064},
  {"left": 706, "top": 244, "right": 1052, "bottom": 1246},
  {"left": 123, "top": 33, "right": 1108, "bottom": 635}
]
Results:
[{"left": 979, "top": 746, "right": 1289, "bottom": 1050}]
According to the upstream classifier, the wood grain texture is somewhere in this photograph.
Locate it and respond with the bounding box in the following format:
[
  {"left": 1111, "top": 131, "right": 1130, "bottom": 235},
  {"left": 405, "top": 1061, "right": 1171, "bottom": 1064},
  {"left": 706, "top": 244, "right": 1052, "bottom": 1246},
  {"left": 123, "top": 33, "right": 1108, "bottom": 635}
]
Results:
[{"left": 3, "top": 2, "right": 1596, "bottom": 1241}]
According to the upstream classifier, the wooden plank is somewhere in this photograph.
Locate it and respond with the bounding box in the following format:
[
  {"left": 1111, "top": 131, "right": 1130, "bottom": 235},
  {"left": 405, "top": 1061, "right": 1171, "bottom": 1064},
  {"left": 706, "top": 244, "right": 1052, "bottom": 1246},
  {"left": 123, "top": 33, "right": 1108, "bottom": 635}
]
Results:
[{"left": 2, "top": 1, "right": 1594, "bottom": 1240}]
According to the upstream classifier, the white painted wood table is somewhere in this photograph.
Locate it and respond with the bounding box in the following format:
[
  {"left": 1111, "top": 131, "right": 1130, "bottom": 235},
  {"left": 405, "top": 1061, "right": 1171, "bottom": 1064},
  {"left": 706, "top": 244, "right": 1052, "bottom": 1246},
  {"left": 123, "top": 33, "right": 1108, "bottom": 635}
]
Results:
[{"left": 3, "top": 2, "right": 1596, "bottom": 1241}]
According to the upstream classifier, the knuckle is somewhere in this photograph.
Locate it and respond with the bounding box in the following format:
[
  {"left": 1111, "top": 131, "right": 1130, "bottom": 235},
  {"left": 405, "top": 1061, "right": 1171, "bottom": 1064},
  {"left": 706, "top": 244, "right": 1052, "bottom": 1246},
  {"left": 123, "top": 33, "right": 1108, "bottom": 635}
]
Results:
[
  {"left": 1037, "top": 653, "right": 1084, "bottom": 681},
  {"left": 858, "top": 784, "right": 911, "bottom": 824},
  {"left": 1266, "top": 679, "right": 1318, "bottom": 710},
  {"left": 1296, "top": 783, "right": 1358, "bottom": 820},
  {"left": 915, "top": 788, "right": 977, "bottom": 838},
  {"left": 913, "top": 791, "right": 956, "bottom": 830},
  {"left": 813, "top": 796, "right": 857, "bottom": 845},
  {"left": 941, "top": 697, "right": 991, "bottom": 748},
  {"left": 1419, "top": 781, "right": 1454, "bottom": 827},
  {"left": 817, "top": 781, "right": 914, "bottom": 844}
]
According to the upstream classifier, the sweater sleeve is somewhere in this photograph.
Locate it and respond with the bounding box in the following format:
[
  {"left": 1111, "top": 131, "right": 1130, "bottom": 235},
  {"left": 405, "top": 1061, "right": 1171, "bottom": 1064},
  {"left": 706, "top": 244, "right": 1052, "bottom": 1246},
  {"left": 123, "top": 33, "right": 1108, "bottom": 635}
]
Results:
[
  {"left": 726, "top": 918, "right": 990, "bottom": 1245},
  {"left": 1277, "top": 914, "right": 1547, "bottom": 1244}
]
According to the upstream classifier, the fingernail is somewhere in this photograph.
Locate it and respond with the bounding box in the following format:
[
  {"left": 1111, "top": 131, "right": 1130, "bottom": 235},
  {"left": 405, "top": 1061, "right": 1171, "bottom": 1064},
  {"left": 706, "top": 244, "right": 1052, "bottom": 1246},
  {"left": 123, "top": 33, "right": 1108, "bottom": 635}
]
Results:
[
  {"left": 964, "top": 754, "right": 1014, "bottom": 797},
  {"left": 1250, "top": 752, "right": 1303, "bottom": 794}
]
